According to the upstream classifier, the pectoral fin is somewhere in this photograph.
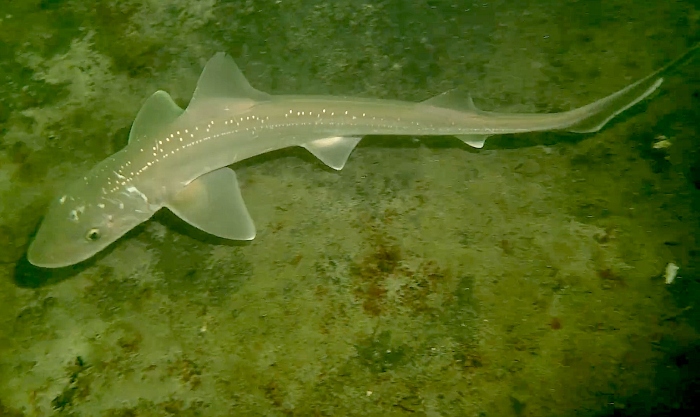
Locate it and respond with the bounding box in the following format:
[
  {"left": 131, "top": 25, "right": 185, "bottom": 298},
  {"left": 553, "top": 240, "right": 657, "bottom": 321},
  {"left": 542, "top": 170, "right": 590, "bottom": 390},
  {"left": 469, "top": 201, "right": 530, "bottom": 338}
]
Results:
[
  {"left": 129, "top": 91, "right": 184, "bottom": 144},
  {"left": 166, "top": 168, "right": 256, "bottom": 240},
  {"left": 302, "top": 136, "right": 362, "bottom": 170}
]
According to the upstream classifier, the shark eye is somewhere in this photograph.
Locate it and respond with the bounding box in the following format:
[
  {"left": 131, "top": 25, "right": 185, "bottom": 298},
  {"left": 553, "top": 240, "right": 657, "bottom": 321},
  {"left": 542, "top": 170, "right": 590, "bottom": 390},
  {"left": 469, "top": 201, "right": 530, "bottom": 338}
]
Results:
[{"left": 85, "top": 228, "right": 101, "bottom": 242}]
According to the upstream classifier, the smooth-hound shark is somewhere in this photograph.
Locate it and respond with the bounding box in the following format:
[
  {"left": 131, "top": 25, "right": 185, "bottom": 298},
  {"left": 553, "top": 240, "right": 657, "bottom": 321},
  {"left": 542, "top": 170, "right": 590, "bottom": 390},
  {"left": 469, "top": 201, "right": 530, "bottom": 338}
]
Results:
[{"left": 27, "top": 45, "right": 699, "bottom": 268}]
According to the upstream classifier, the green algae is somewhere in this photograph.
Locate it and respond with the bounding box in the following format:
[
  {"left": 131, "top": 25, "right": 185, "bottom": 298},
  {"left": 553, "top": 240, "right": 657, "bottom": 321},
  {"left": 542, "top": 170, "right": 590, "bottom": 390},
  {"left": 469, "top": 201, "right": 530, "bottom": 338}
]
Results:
[{"left": 0, "top": 0, "right": 699, "bottom": 416}]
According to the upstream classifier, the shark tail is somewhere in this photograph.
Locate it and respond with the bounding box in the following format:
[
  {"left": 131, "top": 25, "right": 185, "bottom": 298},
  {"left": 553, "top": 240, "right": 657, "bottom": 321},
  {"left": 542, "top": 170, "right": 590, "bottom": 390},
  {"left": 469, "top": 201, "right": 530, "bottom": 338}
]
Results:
[{"left": 565, "top": 43, "right": 699, "bottom": 133}]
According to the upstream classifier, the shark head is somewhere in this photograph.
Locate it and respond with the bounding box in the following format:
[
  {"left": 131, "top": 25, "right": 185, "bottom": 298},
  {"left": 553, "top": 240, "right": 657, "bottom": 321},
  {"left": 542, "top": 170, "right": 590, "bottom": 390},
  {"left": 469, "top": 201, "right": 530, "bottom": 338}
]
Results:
[{"left": 28, "top": 160, "right": 160, "bottom": 268}]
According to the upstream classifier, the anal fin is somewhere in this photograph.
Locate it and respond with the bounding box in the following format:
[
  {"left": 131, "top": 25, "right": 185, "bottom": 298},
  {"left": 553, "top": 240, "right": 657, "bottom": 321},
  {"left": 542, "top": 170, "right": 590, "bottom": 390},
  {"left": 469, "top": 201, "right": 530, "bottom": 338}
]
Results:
[
  {"left": 456, "top": 134, "right": 489, "bottom": 149},
  {"left": 423, "top": 91, "right": 491, "bottom": 148},
  {"left": 166, "top": 168, "right": 256, "bottom": 240}
]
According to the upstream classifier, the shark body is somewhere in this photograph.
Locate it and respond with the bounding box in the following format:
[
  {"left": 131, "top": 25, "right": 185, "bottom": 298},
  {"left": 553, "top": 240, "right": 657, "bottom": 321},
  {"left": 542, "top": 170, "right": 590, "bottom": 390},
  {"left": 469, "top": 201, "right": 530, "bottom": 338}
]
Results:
[{"left": 27, "top": 45, "right": 699, "bottom": 268}]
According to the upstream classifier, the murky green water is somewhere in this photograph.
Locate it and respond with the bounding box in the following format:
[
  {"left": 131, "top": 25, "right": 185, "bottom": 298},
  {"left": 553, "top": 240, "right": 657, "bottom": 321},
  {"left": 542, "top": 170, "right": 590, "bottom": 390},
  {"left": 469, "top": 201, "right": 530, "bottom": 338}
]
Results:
[{"left": 1, "top": 1, "right": 699, "bottom": 415}]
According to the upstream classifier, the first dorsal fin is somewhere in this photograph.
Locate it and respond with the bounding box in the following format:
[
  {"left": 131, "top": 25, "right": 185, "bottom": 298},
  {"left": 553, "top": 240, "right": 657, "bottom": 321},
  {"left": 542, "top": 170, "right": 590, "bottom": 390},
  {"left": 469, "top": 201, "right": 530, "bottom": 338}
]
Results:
[
  {"left": 188, "top": 52, "right": 270, "bottom": 109},
  {"left": 128, "top": 90, "right": 184, "bottom": 144}
]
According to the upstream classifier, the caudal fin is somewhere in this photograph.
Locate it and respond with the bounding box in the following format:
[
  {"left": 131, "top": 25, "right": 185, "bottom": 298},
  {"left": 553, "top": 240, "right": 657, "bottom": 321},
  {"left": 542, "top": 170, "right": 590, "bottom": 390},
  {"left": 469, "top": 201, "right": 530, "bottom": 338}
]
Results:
[{"left": 566, "top": 43, "right": 699, "bottom": 133}]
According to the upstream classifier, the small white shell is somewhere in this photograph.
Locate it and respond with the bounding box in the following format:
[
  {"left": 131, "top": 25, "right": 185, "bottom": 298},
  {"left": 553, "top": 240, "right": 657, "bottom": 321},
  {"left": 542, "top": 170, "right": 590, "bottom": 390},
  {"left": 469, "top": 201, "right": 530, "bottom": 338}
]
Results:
[{"left": 664, "top": 263, "right": 679, "bottom": 284}]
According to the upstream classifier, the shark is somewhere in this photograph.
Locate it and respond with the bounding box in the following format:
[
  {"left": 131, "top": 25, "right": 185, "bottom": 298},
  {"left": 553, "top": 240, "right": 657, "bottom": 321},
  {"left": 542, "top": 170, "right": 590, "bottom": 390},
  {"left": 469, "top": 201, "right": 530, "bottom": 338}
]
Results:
[{"left": 27, "top": 44, "right": 699, "bottom": 268}]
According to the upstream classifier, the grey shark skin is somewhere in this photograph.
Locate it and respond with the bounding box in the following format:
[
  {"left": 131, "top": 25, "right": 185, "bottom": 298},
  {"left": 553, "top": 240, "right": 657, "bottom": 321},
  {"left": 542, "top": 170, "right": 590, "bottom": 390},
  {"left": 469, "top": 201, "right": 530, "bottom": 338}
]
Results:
[{"left": 27, "top": 45, "right": 699, "bottom": 268}]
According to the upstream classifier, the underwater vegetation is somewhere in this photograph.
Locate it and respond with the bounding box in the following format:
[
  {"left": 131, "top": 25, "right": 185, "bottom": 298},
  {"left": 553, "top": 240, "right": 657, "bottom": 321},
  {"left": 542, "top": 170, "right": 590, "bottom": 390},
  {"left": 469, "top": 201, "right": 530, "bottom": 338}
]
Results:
[{"left": 0, "top": 0, "right": 699, "bottom": 416}]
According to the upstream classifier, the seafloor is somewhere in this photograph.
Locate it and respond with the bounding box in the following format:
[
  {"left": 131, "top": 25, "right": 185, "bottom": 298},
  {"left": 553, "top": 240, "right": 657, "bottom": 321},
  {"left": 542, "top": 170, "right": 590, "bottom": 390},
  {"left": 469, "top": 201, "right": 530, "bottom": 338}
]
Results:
[{"left": 1, "top": 0, "right": 699, "bottom": 416}]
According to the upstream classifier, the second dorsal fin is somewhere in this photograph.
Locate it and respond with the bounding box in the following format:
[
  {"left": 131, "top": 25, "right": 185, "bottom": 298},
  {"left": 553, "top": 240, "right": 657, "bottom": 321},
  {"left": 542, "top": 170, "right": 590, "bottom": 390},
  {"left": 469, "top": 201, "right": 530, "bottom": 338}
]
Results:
[{"left": 422, "top": 89, "right": 481, "bottom": 112}]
